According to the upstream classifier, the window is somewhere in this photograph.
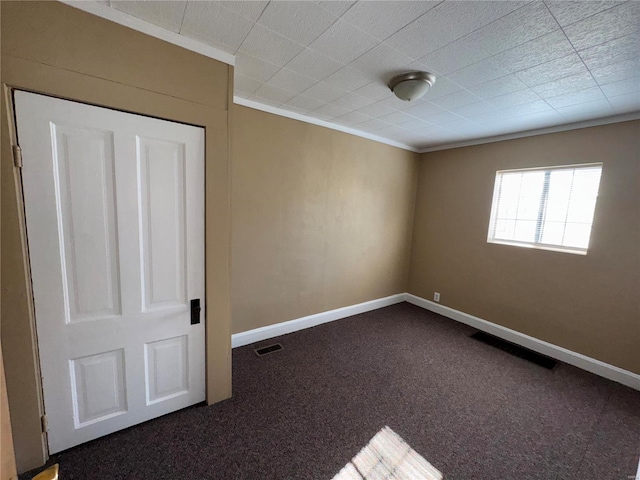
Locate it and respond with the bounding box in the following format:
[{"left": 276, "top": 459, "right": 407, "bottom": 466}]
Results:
[{"left": 487, "top": 163, "right": 603, "bottom": 254}]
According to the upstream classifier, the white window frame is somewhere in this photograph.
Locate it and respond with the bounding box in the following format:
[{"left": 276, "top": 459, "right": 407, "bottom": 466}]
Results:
[{"left": 487, "top": 163, "right": 603, "bottom": 255}]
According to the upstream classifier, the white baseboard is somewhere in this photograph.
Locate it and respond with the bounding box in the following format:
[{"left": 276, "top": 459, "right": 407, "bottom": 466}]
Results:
[
  {"left": 231, "top": 292, "right": 639, "bottom": 391},
  {"left": 405, "top": 293, "right": 640, "bottom": 391},
  {"left": 231, "top": 294, "right": 406, "bottom": 348}
]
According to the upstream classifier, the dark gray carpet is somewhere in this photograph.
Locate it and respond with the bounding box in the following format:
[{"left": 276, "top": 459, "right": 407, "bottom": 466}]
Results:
[{"left": 22, "top": 303, "right": 640, "bottom": 479}]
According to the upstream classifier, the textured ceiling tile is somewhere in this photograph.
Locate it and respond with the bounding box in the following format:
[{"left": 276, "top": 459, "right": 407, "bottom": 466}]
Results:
[
  {"left": 314, "top": 102, "right": 352, "bottom": 118},
  {"left": 600, "top": 76, "right": 640, "bottom": 97},
  {"left": 111, "top": 1, "right": 186, "bottom": 32},
  {"left": 386, "top": 1, "right": 528, "bottom": 59},
  {"left": 545, "top": 1, "right": 626, "bottom": 28},
  {"left": 492, "top": 30, "right": 575, "bottom": 74},
  {"left": 578, "top": 34, "right": 640, "bottom": 69},
  {"left": 438, "top": 118, "right": 478, "bottom": 131},
  {"left": 500, "top": 100, "right": 553, "bottom": 118},
  {"left": 452, "top": 101, "right": 498, "bottom": 118},
  {"left": 521, "top": 112, "right": 567, "bottom": 128},
  {"left": 359, "top": 118, "right": 393, "bottom": 131},
  {"left": 234, "top": 74, "right": 263, "bottom": 96},
  {"left": 496, "top": 110, "right": 564, "bottom": 130},
  {"left": 469, "top": 75, "right": 528, "bottom": 99},
  {"left": 350, "top": 44, "right": 416, "bottom": 81},
  {"left": 181, "top": 2, "right": 253, "bottom": 51},
  {"left": 177, "top": 30, "right": 236, "bottom": 55},
  {"left": 419, "top": 35, "right": 493, "bottom": 76},
  {"left": 258, "top": 2, "right": 336, "bottom": 46},
  {"left": 607, "top": 91, "right": 640, "bottom": 113},
  {"left": 412, "top": 124, "right": 453, "bottom": 137},
  {"left": 555, "top": 99, "right": 615, "bottom": 120},
  {"left": 235, "top": 53, "right": 281, "bottom": 82},
  {"left": 590, "top": 58, "right": 640, "bottom": 85},
  {"left": 515, "top": 54, "right": 589, "bottom": 87},
  {"left": 403, "top": 101, "right": 446, "bottom": 118},
  {"left": 375, "top": 95, "right": 410, "bottom": 110},
  {"left": 267, "top": 69, "right": 318, "bottom": 94},
  {"left": 544, "top": 86, "right": 605, "bottom": 109},
  {"left": 314, "top": 1, "right": 356, "bottom": 18},
  {"left": 423, "top": 110, "right": 465, "bottom": 125},
  {"left": 563, "top": 2, "right": 640, "bottom": 51},
  {"left": 337, "top": 111, "right": 373, "bottom": 125},
  {"left": 470, "top": 110, "right": 516, "bottom": 124},
  {"left": 285, "top": 95, "right": 327, "bottom": 111},
  {"left": 252, "top": 84, "right": 298, "bottom": 105},
  {"left": 378, "top": 111, "right": 417, "bottom": 125},
  {"left": 447, "top": 58, "right": 513, "bottom": 88},
  {"left": 473, "top": 2, "right": 559, "bottom": 56},
  {"left": 532, "top": 71, "right": 598, "bottom": 97},
  {"left": 302, "top": 82, "right": 348, "bottom": 103},
  {"left": 354, "top": 82, "right": 394, "bottom": 102},
  {"left": 357, "top": 101, "right": 398, "bottom": 118},
  {"left": 322, "top": 67, "right": 372, "bottom": 92},
  {"left": 310, "top": 20, "right": 379, "bottom": 65},
  {"left": 401, "top": 118, "right": 435, "bottom": 131},
  {"left": 376, "top": 124, "right": 412, "bottom": 138},
  {"left": 487, "top": 89, "right": 542, "bottom": 108},
  {"left": 334, "top": 93, "right": 378, "bottom": 110},
  {"left": 238, "top": 24, "right": 305, "bottom": 67},
  {"left": 424, "top": 77, "right": 463, "bottom": 100},
  {"left": 247, "top": 94, "right": 281, "bottom": 108},
  {"left": 341, "top": 1, "right": 440, "bottom": 41},
  {"left": 284, "top": 49, "right": 343, "bottom": 81},
  {"left": 220, "top": 1, "right": 268, "bottom": 22}
]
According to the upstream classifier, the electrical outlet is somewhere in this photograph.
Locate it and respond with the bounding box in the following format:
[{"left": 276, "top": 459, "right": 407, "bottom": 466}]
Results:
[{"left": 434, "top": 292, "right": 440, "bottom": 302}]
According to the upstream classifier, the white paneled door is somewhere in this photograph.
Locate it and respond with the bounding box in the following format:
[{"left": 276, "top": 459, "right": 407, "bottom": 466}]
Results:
[{"left": 15, "top": 91, "right": 205, "bottom": 453}]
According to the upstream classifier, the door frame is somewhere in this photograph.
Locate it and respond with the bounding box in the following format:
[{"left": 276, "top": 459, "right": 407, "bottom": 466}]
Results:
[
  {"left": 15, "top": 90, "right": 210, "bottom": 454},
  {"left": 1, "top": 60, "right": 233, "bottom": 471}
]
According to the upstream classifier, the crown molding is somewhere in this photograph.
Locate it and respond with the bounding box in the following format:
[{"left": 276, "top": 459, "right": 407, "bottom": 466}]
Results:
[
  {"left": 57, "top": 1, "right": 639, "bottom": 156},
  {"left": 58, "top": 0, "right": 235, "bottom": 66},
  {"left": 418, "top": 112, "right": 640, "bottom": 153},
  {"left": 234, "top": 97, "right": 420, "bottom": 153}
]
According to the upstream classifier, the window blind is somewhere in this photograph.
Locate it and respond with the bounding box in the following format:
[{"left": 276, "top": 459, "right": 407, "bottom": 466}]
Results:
[{"left": 488, "top": 164, "right": 603, "bottom": 253}]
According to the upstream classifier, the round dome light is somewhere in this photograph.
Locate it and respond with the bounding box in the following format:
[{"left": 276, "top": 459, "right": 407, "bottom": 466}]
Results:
[{"left": 389, "top": 72, "right": 436, "bottom": 102}]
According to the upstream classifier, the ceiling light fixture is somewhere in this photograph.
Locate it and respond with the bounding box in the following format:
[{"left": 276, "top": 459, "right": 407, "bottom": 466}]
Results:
[{"left": 389, "top": 71, "right": 436, "bottom": 102}]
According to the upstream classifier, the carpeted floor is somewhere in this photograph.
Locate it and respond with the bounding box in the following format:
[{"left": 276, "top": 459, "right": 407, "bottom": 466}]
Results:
[{"left": 22, "top": 303, "right": 640, "bottom": 479}]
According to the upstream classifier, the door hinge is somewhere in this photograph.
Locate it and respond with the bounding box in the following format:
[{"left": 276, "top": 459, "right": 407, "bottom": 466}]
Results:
[
  {"left": 41, "top": 414, "right": 48, "bottom": 433},
  {"left": 12, "top": 145, "right": 23, "bottom": 168}
]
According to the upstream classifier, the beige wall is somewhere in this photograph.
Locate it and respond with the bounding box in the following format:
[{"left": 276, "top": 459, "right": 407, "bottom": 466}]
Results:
[
  {"left": 1, "top": 345, "right": 17, "bottom": 480},
  {"left": 409, "top": 121, "right": 640, "bottom": 374},
  {"left": 231, "top": 106, "right": 419, "bottom": 333},
  {"left": 1, "top": 2, "right": 232, "bottom": 472}
]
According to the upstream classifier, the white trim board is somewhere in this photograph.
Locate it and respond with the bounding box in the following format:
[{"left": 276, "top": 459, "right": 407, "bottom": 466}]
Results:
[
  {"left": 59, "top": 1, "right": 235, "bottom": 66},
  {"left": 231, "top": 294, "right": 406, "bottom": 348},
  {"left": 405, "top": 293, "right": 640, "bottom": 391},
  {"left": 417, "top": 112, "right": 640, "bottom": 153},
  {"left": 232, "top": 292, "right": 640, "bottom": 391},
  {"left": 60, "top": 1, "right": 637, "bottom": 156},
  {"left": 233, "top": 97, "right": 420, "bottom": 152},
  {"left": 234, "top": 98, "right": 639, "bottom": 156}
]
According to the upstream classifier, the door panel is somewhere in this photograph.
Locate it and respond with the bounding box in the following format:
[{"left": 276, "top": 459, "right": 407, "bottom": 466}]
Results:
[
  {"left": 53, "top": 125, "right": 121, "bottom": 323},
  {"left": 15, "top": 91, "right": 205, "bottom": 453},
  {"left": 138, "top": 137, "right": 187, "bottom": 310}
]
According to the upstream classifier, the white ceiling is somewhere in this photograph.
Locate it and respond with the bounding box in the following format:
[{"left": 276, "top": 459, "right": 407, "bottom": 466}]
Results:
[{"left": 101, "top": 1, "right": 639, "bottom": 150}]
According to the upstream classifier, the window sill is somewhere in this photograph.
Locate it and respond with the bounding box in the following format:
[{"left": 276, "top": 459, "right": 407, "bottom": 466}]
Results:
[{"left": 487, "top": 239, "right": 588, "bottom": 255}]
